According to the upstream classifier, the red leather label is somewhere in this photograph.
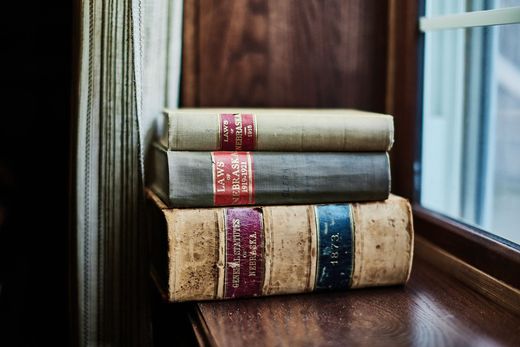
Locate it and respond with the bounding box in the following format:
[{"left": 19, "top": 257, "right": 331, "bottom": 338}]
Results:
[
  {"left": 219, "top": 113, "right": 256, "bottom": 150},
  {"left": 212, "top": 152, "right": 255, "bottom": 206},
  {"left": 224, "top": 207, "right": 264, "bottom": 298}
]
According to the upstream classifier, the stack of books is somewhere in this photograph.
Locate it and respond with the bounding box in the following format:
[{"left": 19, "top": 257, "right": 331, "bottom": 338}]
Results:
[{"left": 147, "top": 108, "right": 413, "bottom": 302}]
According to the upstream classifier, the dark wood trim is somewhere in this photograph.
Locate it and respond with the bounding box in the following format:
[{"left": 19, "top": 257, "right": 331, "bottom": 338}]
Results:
[
  {"left": 386, "top": 0, "right": 421, "bottom": 202},
  {"left": 414, "top": 205, "right": 520, "bottom": 288},
  {"left": 181, "top": 0, "right": 199, "bottom": 107},
  {"left": 181, "top": 1, "right": 388, "bottom": 110},
  {"left": 415, "top": 235, "right": 520, "bottom": 315}
]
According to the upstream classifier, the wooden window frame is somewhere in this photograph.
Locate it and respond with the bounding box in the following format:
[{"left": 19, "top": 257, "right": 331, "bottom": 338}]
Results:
[{"left": 387, "top": 1, "right": 520, "bottom": 289}]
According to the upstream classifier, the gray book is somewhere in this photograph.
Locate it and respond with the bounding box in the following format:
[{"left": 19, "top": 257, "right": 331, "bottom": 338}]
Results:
[{"left": 150, "top": 144, "right": 390, "bottom": 208}]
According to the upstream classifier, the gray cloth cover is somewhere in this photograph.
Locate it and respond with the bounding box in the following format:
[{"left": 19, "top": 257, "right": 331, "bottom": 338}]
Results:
[{"left": 151, "top": 146, "right": 390, "bottom": 207}]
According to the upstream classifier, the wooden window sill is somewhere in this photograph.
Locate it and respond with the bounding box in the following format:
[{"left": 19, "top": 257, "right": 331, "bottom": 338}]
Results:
[{"left": 171, "top": 236, "right": 519, "bottom": 347}]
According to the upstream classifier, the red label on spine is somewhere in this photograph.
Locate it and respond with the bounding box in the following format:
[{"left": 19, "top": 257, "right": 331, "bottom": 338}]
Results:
[
  {"left": 224, "top": 207, "right": 264, "bottom": 298},
  {"left": 212, "top": 152, "right": 255, "bottom": 206},
  {"left": 219, "top": 113, "right": 256, "bottom": 150}
]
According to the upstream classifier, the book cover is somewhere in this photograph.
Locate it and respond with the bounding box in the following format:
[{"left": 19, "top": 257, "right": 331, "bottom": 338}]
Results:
[
  {"left": 147, "top": 190, "right": 414, "bottom": 302},
  {"left": 149, "top": 145, "right": 391, "bottom": 208},
  {"left": 160, "top": 108, "right": 394, "bottom": 152}
]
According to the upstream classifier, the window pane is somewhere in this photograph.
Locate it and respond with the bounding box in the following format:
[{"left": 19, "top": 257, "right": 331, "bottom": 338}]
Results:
[
  {"left": 421, "top": 23, "right": 520, "bottom": 245},
  {"left": 427, "top": 0, "right": 520, "bottom": 17},
  {"left": 493, "top": 22, "right": 520, "bottom": 243}
]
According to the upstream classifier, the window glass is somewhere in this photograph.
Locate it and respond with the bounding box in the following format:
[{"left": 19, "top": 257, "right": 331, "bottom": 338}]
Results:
[{"left": 421, "top": 21, "right": 520, "bottom": 245}]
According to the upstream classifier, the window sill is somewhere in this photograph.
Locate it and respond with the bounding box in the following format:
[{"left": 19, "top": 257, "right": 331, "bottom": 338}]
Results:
[
  {"left": 413, "top": 204, "right": 520, "bottom": 289},
  {"left": 185, "top": 245, "right": 519, "bottom": 346}
]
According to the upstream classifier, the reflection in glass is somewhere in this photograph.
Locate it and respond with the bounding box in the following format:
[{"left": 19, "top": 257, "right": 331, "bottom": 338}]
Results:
[{"left": 421, "top": 23, "right": 520, "bottom": 245}]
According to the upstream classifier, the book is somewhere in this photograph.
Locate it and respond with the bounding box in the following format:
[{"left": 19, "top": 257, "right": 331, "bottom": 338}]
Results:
[
  {"left": 160, "top": 108, "right": 394, "bottom": 151},
  {"left": 150, "top": 145, "right": 390, "bottom": 208},
  {"left": 147, "top": 190, "right": 414, "bottom": 302}
]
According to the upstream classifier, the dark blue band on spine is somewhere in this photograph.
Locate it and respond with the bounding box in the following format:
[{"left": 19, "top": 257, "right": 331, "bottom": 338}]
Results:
[{"left": 315, "top": 204, "right": 354, "bottom": 291}]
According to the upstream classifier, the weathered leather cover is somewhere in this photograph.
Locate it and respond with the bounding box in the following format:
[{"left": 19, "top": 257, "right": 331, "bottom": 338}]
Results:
[
  {"left": 150, "top": 145, "right": 391, "bottom": 208},
  {"left": 147, "top": 190, "right": 413, "bottom": 302},
  {"left": 161, "top": 108, "right": 394, "bottom": 152}
]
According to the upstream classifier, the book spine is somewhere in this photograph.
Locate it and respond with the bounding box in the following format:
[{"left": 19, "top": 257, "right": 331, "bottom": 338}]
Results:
[
  {"left": 158, "top": 149, "right": 390, "bottom": 207},
  {"left": 161, "top": 111, "right": 394, "bottom": 151},
  {"left": 148, "top": 193, "right": 413, "bottom": 302}
]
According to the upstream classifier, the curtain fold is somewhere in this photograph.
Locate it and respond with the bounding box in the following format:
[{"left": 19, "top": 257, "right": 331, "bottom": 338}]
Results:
[
  {"left": 75, "top": 0, "right": 148, "bottom": 345},
  {"left": 74, "top": 0, "right": 183, "bottom": 344}
]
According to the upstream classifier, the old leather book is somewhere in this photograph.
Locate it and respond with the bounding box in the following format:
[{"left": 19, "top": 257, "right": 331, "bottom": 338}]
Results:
[
  {"left": 147, "top": 190, "right": 414, "bottom": 302},
  {"left": 160, "top": 108, "right": 394, "bottom": 152},
  {"left": 149, "top": 145, "right": 390, "bottom": 208}
]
